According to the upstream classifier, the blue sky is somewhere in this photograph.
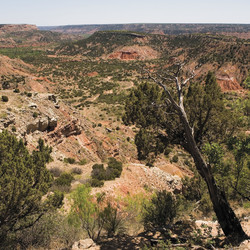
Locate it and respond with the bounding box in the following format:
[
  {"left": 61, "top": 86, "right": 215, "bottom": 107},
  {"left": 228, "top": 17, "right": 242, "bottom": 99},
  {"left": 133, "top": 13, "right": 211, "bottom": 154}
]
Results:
[{"left": 1, "top": 0, "right": 249, "bottom": 26}]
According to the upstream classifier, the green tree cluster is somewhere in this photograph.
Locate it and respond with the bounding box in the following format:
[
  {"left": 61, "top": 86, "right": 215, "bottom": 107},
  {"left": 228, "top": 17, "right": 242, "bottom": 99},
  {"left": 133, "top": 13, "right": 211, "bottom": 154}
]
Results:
[
  {"left": 0, "top": 131, "right": 63, "bottom": 247},
  {"left": 123, "top": 70, "right": 248, "bottom": 241},
  {"left": 90, "top": 158, "right": 123, "bottom": 187},
  {"left": 143, "top": 190, "right": 178, "bottom": 230},
  {"left": 123, "top": 72, "right": 235, "bottom": 162}
]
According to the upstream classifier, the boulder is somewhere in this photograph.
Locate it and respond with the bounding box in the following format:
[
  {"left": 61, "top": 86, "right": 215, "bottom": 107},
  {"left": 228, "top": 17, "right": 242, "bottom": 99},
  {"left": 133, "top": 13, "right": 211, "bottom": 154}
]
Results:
[
  {"left": 26, "top": 116, "right": 57, "bottom": 134},
  {"left": 55, "top": 103, "right": 60, "bottom": 109},
  {"left": 48, "top": 117, "right": 57, "bottom": 131},
  {"left": 72, "top": 238, "right": 100, "bottom": 250},
  {"left": 48, "top": 94, "right": 57, "bottom": 103},
  {"left": 38, "top": 117, "right": 49, "bottom": 132},
  {"left": 28, "top": 102, "right": 38, "bottom": 108},
  {"left": 49, "top": 120, "right": 81, "bottom": 139},
  {"left": 1, "top": 115, "right": 15, "bottom": 128},
  {"left": 27, "top": 119, "right": 40, "bottom": 134}
]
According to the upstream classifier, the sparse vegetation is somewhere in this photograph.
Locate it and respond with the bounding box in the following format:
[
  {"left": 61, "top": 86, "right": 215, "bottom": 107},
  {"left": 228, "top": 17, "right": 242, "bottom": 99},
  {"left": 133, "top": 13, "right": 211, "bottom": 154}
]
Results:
[
  {"left": 64, "top": 157, "right": 76, "bottom": 164},
  {"left": 90, "top": 158, "right": 123, "bottom": 187},
  {"left": 49, "top": 167, "right": 62, "bottom": 177},
  {"left": 0, "top": 26, "right": 249, "bottom": 249},
  {"left": 33, "top": 111, "right": 38, "bottom": 118},
  {"left": 71, "top": 167, "right": 83, "bottom": 175},
  {"left": 54, "top": 172, "right": 74, "bottom": 187},
  {"left": 1, "top": 95, "right": 8, "bottom": 102}
]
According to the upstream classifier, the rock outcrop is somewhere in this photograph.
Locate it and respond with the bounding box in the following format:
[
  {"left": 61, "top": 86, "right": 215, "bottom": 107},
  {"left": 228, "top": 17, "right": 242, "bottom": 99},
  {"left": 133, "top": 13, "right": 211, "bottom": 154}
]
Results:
[
  {"left": 0, "top": 24, "right": 38, "bottom": 34},
  {"left": 26, "top": 116, "right": 57, "bottom": 134},
  {"left": 0, "top": 113, "right": 15, "bottom": 129},
  {"left": 108, "top": 45, "right": 159, "bottom": 60},
  {"left": 72, "top": 238, "right": 100, "bottom": 250},
  {"left": 142, "top": 166, "right": 182, "bottom": 194},
  {"left": 49, "top": 119, "right": 81, "bottom": 139},
  {"left": 109, "top": 51, "right": 139, "bottom": 60}
]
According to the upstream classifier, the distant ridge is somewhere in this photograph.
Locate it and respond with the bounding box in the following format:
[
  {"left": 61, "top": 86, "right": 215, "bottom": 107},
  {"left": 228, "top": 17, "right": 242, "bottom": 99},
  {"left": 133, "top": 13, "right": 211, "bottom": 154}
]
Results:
[
  {"left": 39, "top": 23, "right": 250, "bottom": 38},
  {"left": 0, "top": 24, "right": 38, "bottom": 33}
]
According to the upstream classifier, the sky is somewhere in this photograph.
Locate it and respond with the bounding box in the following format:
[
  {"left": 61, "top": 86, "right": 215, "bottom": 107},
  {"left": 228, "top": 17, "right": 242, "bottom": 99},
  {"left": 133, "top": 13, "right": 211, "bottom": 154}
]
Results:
[{"left": 0, "top": 0, "right": 249, "bottom": 26}]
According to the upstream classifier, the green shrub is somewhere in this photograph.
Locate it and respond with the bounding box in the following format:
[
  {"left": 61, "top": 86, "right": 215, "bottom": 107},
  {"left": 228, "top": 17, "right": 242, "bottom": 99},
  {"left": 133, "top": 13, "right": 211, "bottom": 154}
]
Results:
[
  {"left": 90, "top": 158, "right": 123, "bottom": 184},
  {"left": 172, "top": 155, "right": 179, "bottom": 163},
  {"left": 184, "top": 159, "right": 192, "bottom": 167},
  {"left": 27, "top": 92, "right": 32, "bottom": 97},
  {"left": 55, "top": 172, "right": 74, "bottom": 187},
  {"left": 11, "top": 126, "right": 16, "bottom": 132},
  {"left": 68, "top": 185, "right": 103, "bottom": 241},
  {"left": 78, "top": 158, "right": 87, "bottom": 165},
  {"left": 200, "top": 193, "right": 213, "bottom": 216},
  {"left": 143, "top": 190, "right": 178, "bottom": 230},
  {"left": 2, "top": 96, "right": 8, "bottom": 102},
  {"left": 100, "top": 202, "right": 124, "bottom": 237},
  {"left": 90, "top": 178, "right": 104, "bottom": 187},
  {"left": 71, "top": 167, "right": 83, "bottom": 175},
  {"left": 91, "top": 164, "right": 106, "bottom": 180},
  {"left": 0, "top": 132, "right": 60, "bottom": 247},
  {"left": 164, "top": 147, "right": 172, "bottom": 156},
  {"left": 13, "top": 88, "right": 20, "bottom": 93},
  {"left": 64, "top": 157, "right": 76, "bottom": 164},
  {"left": 105, "top": 158, "right": 123, "bottom": 180},
  {"left": 49, "top": 167, "right": 62, "bottom": 177},
  {"left": 33, "top": 112, "right": 38, "bottom": 118}
]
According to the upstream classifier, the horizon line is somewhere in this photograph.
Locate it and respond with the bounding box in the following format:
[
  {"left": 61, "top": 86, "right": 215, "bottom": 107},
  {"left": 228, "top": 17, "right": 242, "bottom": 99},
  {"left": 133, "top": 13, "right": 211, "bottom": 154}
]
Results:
[{"left": 1, "top": 22, "right": 250, "bottom": 27}]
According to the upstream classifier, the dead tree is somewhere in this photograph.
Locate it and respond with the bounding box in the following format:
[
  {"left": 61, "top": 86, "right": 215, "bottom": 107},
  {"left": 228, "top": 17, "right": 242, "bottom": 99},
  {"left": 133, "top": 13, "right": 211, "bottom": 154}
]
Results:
[{"left": 146, "top": 64, "right": 248, "bottom": 243}]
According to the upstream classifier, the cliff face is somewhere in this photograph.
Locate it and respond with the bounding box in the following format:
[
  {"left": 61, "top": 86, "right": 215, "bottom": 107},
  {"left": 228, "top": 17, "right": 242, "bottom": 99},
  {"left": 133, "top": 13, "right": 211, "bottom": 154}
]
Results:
[
  {"left": 39, "top": 23, "right": 250, "bottom": 39},
  {"left": 0, "top": 24, "right": 38, "bottom": 34},
  {"left": 0, "top": 24, "right": 78, "bottom": 47},
  {"left": 107, "top": 45, "right": 159, "bottom": 60}
]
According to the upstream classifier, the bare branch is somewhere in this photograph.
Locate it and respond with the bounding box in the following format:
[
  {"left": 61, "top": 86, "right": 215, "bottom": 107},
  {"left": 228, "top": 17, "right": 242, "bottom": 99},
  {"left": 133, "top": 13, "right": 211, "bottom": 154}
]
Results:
[
  {"left": 182, "top": 70, "right": 196, "bottom": 87},
  {"left": 144, "top": 69, "right": 179, "bottom": 111}
]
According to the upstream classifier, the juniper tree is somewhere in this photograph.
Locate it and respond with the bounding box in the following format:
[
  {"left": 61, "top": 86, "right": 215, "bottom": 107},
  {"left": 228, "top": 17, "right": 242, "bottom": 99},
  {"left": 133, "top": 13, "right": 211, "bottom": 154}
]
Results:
[
  {"left": 0, "top": 131, "right": 63, "bottom": 246},
  {"left": 123, "top": 67, "right": 248, "bottom": 243}
]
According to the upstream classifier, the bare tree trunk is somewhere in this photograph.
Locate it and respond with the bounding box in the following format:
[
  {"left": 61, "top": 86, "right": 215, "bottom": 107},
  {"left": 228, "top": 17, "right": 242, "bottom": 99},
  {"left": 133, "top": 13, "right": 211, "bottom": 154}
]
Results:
[{"left": 178, "top": 107, "right": 248, "bottom": 243}]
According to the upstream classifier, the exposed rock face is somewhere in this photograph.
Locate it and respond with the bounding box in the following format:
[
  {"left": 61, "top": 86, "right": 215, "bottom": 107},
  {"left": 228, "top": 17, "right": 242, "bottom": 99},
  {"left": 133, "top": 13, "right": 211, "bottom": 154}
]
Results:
[
  {"left": 48, "top": 117, "right": 57, "bottom": 131},
  {"left": 142, "top": 166, "right": 182, "bottom": 194},
  {"left": 109, "top": 51, "right": 139, "bottom": 60},
  {"left": 72, "top": 238, "right": 100, "bottom": 250},
  {"left": 0, "top": 24, "right": 38, "bottom": 34},
  {"left": 49, "top": 119, "right": 81, "bottom": 139},
  {"left": 0, "top": 55, "right": 32, "bottom": 77},
  {"left": 26, "top": 116, "right": 57, "bottom": 134},
  {"left": 0, "top": 113, "right": 15, "bottom": 129},
  {"left": 87, "top": 72, "right": 99, "bottom": 77},
  {"left": 108, "top": 45, "right": 159, "bottom": 60},
  {"left": 48, "top": 94, "right": 57, "bottom": 103},
  {"left": 217, "top": 77, "right": 243, "bottom": 91},
  {"left": 28, "top": 102, "right": 38, "bottom": 108}
]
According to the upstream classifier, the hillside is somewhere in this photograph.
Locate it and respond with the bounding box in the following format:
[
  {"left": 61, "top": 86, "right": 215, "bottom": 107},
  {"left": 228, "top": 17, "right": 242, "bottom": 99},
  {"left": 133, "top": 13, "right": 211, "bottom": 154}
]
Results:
[
  {"left": 0, "top": 24, "right": 81, "bottom": 47},
  {"left": 0, "top": 29, "right": 249, "bottom": 249},
  {"left": 55, "top": 31, "right": 249, "bottom": 91},
  {"left": 39, "top": 23, "right": 250, "bottom": 39}
]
